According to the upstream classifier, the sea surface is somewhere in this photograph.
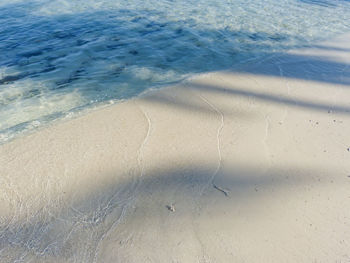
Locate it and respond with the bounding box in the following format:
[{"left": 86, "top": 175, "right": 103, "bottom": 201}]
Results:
[{"left": 1, "top": 0, "right": 350, "bottom": 143}]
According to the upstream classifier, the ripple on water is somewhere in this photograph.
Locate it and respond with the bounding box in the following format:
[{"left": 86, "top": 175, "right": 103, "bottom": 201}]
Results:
[{"left": 1, "top": 0, "right": 350, "bottom": 143}]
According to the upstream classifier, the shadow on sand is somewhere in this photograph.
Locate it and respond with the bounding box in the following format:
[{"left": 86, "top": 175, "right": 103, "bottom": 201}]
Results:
[{"left": 0, "top": 162, "right": 325, "bottom": 262}]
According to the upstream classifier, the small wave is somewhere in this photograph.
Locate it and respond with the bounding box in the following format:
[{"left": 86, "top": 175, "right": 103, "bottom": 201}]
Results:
[{"left": 1, "top": 0, "right": 350, "bottom": 143}]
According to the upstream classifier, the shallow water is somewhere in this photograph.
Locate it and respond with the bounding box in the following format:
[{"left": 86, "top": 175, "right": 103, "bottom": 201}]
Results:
[{"left": 1, "top": 0, "right": 350, "bottom": 143}]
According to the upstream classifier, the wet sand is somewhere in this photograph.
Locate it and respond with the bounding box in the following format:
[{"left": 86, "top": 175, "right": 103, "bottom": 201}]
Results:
[{"left": 1, "top": 34, "right": 350, "bottom": 262}]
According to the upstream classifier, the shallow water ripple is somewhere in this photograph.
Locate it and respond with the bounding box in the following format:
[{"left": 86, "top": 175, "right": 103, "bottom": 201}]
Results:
[{"left": 1, "top": 0, "right": 350, "bottom": 142}]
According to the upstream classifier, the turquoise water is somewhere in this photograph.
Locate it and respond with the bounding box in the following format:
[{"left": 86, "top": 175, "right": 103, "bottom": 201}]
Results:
[{"left": 1, "top": 0, "right": 350, "bottom": 143}]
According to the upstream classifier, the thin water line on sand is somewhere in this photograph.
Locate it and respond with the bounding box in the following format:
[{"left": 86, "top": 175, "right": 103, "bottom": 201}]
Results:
[
  {"left": 183, "top": 91, "right": 225, "bottom": 260},
  {"left": 196, "top": 93, "right": 224, "bottom": 195},
  {"left": 136, "top": 103, "right": 152, "bottom": 178},
  {"left": 92, "top": 206, "right": 127, "bottom": 263},
  {"left": 91, "top": 104, "right": 151, "bottom": 263}
]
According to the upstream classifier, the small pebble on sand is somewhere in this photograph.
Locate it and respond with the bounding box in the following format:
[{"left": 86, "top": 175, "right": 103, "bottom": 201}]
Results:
[{"left": 166, "top": 204, "right": 175, "bottom": 212}]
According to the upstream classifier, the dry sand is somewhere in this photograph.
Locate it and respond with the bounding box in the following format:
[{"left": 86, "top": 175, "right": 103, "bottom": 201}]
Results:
[{"left": 1, "top": 34, "right": 350, "bottom": 262}]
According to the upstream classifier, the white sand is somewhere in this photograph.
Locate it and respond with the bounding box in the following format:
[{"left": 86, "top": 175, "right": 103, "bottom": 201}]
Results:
[{"left": 1, "top": 34, "right": 350, "bottom": 262}]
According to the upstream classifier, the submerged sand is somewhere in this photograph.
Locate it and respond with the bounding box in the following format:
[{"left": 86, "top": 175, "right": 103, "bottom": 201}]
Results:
[{"left": 1, "top": 34, "right": 350, "bottom": 262}]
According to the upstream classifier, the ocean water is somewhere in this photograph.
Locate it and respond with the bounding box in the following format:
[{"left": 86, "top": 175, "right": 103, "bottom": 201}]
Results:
[{"left": 1, "top": 0, "right": 350, "bottom": 143}]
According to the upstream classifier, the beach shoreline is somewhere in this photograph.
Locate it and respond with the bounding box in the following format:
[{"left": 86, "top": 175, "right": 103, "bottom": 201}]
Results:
[{"left": 1, "top": 33, "right": 350, "bottom": 262}]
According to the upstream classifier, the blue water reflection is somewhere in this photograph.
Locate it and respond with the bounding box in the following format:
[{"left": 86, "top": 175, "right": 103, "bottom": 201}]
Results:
[{"left": 1, "top": 0, "right": 350, "bottom": 142}]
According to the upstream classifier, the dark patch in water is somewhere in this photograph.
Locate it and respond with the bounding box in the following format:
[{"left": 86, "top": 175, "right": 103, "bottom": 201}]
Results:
[
  {"left": 129, "top": 50, "right": 139, "bottom": 55},
  {"left": 249, "top": 33, "right": 269, "bottom": 41},
  {"left": 54, "top": 82, "right": 69, "bottom": 90},
  {"left": 112, "top": 66, "right": 125, "bottom": 77},
  {"left": 106, "top": 44, "right": 121, "bottom": 50},
  {"left": 53, "top": 31, "right": 76, "bottom": 39},
  {"left": 19, "top": 47, "right": 53, "bottom": 59},
  {"left": 268, "top": 34, "right": 288, "bottom": 41},
  {"left": 76, "top": 39, "right": 90, "bottom": 46},
  {"left": 299, "top": 0, "right": 336, "bottom": 7},
  {"left": 55, "top": 77, "right": 76, "bottom": 88},
  {"left": 175, "top": 28, "right": 183, "bottom": 35},
  {"left": 40, "top": 66, "right": 57, "bottom": 74},
  {"left": 19, "top": 50, "right": 43, "bottom": 58},
  {"left": 0, "top": 74, "right": 26, "bottom": 85}
]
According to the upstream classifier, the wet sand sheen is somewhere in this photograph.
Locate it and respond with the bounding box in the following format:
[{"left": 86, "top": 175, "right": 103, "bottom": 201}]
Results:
[{"left": 1, "top": 33, "right": 350, "bottom": 262}]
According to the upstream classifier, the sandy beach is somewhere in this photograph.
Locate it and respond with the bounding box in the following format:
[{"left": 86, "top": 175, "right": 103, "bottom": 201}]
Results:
[{"left": 1, "top": 33, "right": 350, "bottom": 262}]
